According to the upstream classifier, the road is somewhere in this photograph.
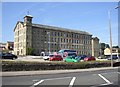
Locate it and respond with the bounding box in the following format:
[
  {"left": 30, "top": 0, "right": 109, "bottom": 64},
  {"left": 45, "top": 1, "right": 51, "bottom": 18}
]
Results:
[{"left": 2, "top": 68, "right": 120, "bottom": 87}]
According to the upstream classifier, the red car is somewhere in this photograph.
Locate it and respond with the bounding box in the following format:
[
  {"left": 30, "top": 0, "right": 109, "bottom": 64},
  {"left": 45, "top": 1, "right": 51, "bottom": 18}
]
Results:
[
  {"left": 84, "top": 56, "right": 96, "bottom": 61},
  {"left": 49, "top": 55, "right": 63, "bottom": 61}
]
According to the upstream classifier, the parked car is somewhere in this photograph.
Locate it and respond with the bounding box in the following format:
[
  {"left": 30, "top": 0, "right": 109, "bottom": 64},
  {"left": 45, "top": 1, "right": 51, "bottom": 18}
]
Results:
[
  {"left": 79, "top": 55, "right": 87, "bottom": 60},
  {"left": 0, "top": 53, "right": 18, "bottom": 60},
  {"left": 43, "top": 54, "right": 50, "bottom": 60},
  {"left": 98, "top": 55, "right": 106, "bottom": 59},
  {"left": 64, "top": 56, "right": 80, "bottom": 62},
  {"left": 49, "top": 54, "right": 63, "bottom": 61},
  {"left": 84, "top": 56, "right": 96, "bottom": 61},
  {"left": 107, "top": 56, "right": 118, "bottom": 60}
]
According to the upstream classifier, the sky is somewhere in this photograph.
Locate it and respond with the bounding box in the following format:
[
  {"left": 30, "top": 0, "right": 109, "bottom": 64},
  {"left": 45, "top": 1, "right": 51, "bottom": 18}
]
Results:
[{"left": 2, "top": 2, "right": 119, "bottom": 46}]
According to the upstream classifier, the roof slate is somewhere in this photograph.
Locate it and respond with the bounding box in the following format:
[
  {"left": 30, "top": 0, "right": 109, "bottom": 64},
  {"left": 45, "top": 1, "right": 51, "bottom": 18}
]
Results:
[{"left": 19, "top": 21, "right": 92, "bottom": 35}]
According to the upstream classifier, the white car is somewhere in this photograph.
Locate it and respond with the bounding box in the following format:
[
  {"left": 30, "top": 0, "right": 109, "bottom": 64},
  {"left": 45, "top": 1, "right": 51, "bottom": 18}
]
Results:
[{"left": 43, "top": 55, "right": 49, "bottom": 60}]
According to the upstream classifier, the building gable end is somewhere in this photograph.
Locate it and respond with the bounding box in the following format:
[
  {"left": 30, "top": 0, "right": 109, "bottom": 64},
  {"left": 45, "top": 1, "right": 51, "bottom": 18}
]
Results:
[{"left": 14, "top": 21, "right": 23, "bottom": 32}]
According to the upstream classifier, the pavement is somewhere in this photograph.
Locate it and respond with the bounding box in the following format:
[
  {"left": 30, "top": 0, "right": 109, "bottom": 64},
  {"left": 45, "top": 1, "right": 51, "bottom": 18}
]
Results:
[{"left": 2, "top": 67, "right": 119, "bottom": 77}]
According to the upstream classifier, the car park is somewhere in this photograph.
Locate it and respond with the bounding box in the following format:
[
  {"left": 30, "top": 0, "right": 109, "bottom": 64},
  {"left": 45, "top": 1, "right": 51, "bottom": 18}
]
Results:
[
  {"left": 0, "top": 53, "right": 18, "bottom": 60},
  {"left": 84, "top": 56, "right": 96, "bottom": 61},
  {"left": 49, "top": 54, "right": 63, "bottom": 61}
]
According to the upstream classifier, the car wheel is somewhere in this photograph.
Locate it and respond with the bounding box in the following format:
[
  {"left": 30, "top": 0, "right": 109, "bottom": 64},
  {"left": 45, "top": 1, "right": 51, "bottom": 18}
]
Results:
[{"left": 12, "top": 57, "right": 16, "bottom": 60}]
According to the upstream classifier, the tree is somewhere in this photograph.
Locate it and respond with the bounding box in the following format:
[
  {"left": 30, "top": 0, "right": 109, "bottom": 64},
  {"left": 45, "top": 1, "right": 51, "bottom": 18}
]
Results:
[
  {"left": 26, "top": 48, "right": 34, "bottom": 55},
  {"left": 105, "top": 44, "right": 110, "bottom": 48},
  {"left": 112, "top": 46, "right": 119, "bottom": 48},
  {"left": 100, "top": 43, "right": 105, "bottom": 50},
  {"left": 118, "top": 49, "right": 120, "bottom": 53},
  {"left": 99, "top": 43, "right": 105, "bottom": 55},
  {"left": 2, "top": 49, "right": 9, "bottom": 53}
]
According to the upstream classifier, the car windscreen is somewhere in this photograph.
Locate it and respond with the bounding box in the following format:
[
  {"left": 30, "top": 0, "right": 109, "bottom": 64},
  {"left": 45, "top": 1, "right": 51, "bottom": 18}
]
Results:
[{"left": 49, "top": 55, "right": 54, "bottom": 57}]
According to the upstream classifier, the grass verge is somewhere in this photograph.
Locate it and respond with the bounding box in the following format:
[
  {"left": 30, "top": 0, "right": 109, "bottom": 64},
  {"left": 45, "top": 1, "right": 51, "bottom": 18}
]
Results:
[{"left": 1, "top": 60, "right": 120, "bottom": 71}]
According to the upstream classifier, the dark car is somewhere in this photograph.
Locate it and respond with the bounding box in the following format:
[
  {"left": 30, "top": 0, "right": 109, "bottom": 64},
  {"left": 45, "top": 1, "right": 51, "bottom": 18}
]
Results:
[
  {"left": 0, "top": 53, "right": 18, "bottom": 60},
  {"left": 79, "top": 55, "right": 87, "bottom": 60},
  {"left": 107, "top": 56, "right": 118, "bottom": 60}
]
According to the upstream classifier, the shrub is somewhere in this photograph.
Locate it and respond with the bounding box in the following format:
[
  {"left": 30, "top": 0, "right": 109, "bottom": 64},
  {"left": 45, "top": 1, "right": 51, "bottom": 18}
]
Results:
[{"left": 2, "top": 60, "right": 119, "bottom": 72}]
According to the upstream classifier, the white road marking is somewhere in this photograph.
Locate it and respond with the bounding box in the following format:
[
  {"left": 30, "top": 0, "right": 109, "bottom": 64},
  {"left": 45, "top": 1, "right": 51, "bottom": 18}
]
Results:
[
  {"left": 98, "top": 74, "right": 111, "bottom": 84},
  {"left": 92, "top": 72, "right": 117, "bottom": 75},
  {"left": 69, "top": 77, "right": 76, "bottom": 87},
  {"left": 32, "top": 77, "right": 71, "bottom": 87},
  {"left": 32, "top": 80, "right": 39, "bottom": 82},
  {"left": 33, "top": 79, "right": 44, "bottom": 86},
  {"left": 100, "top": 83, "right": 113, "bottom": 86},
  {"left": 44, "top": 77, "right": 72, "bottom": 81},
  {"left": 117, "top": 72, "right": 120, "bottom": 74}
]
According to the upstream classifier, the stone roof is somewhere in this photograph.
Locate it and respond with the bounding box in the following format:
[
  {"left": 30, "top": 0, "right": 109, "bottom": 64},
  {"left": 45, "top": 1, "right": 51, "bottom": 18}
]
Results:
[
  {"left": 19, "top": 21, "right": 92, "bottom": 35},
  {"left": 32, "top": 23, "right": 92, "bottom": 35}
]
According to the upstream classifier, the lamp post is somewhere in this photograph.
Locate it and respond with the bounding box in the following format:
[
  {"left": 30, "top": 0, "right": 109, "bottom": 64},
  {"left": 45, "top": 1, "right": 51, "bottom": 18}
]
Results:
[
  {"left": 108, "top": 10, "right": 113, "bottom": 67},
  {"left": 115, "top": 6, "right": 120, "bottom": 62},
  {"left": 108, "top": 6, "right": 120, "bottom": 67}
]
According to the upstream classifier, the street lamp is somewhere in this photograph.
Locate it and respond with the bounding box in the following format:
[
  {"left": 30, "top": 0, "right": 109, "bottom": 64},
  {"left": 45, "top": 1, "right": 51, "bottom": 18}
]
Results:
[
  {"left": 115, "top": 6, "right": 120, "bottom": 62},
  {"left": 108, "top": 10, "right": 113, "bottom": 67},
  {"left": 108, "top": 5, "right": 120, "bottom": 67}
]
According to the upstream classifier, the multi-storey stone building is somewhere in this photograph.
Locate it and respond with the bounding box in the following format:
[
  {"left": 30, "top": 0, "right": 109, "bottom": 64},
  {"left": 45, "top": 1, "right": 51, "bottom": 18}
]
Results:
[
  {"left": 91, "top": 37, "right": 99, "bottom": 57},
  {"left": 14, "top": 15, "right": 93, "bottom": 56}
]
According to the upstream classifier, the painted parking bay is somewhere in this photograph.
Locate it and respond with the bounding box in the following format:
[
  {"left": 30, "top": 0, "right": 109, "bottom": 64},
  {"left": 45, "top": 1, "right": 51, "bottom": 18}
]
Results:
[{"left": 32, "top": 72, "right": 119, "bottom": 87}]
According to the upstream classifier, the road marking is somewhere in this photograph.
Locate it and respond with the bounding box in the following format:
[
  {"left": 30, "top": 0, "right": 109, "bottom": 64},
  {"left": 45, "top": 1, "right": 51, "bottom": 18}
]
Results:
[
  {"left": 32, "top": 80, "right": 39, "bottom": 82},
  {"left": 33, "top": 79, "right": 44, "bottom": 86},
  {"left": 69, "top": 77, "right": 76, "bottom": 87},
  {"left": 44, "top": 77, "right": 72, "bottom": 81},
  {"left": 117, "top": 72, "right": 120, "bottom": 74},
  {"left": 100, "top": 83, "right": 113, "bottom": 86},
  {"left": 98, "top": 74, "right": 111, "bottom": 84},
  {"left": 32, "top": 77, "right": 71, "bottom": 87},
  {"left": 92, "top": 72, "right": 117, "bottom": 75}
]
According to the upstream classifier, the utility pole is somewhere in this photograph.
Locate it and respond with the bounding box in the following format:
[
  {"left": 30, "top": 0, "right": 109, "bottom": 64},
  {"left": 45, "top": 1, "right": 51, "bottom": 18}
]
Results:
[
  {"left": 108, "top": 10, "right": 113, "bottom": 67},
  {"left": 108, "top": 5, "right": 120, "bottom": 67}
]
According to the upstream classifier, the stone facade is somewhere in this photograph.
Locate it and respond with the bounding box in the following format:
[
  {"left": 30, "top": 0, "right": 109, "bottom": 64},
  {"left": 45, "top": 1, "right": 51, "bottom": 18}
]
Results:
[
  {"left": 14, "top": 15, "right": 93, "bottom": 56},
  {"left": 92, "top": 37, "right": 99, "bottom": 57}
]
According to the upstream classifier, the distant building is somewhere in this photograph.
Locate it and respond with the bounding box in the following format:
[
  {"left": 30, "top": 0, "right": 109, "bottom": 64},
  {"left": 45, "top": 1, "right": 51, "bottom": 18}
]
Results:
[
  {"left": 6, "top": 41, "right": 14, "bottom": 50},
  {"left": 104, "top": 48, "right": 120, "bottom": 57},
  {"left": 0, "top": 42, "right": 14, "bottom": 53},
  {"left": 14, "top": 15, "right": 93, "bottom": 56},
  {"left": 91, "top": 37, "right": 99, "bottom": 57},
  {"left": 0, "top": 42, "right": 6, "bottom": 50}
]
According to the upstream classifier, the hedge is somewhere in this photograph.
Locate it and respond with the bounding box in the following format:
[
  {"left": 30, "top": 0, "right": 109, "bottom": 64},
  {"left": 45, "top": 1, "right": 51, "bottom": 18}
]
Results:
[{"left": 2, "top": 60, "right": 120, "bottom": 71}]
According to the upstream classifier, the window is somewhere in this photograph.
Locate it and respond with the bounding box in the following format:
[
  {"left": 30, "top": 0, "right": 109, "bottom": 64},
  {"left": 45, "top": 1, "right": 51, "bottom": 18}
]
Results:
[
  {"left": 67, "top": 33, "right": 69, "bottom": 37},
  {"left": 67, "top": 39, "right": 68, "bottom": 43},
  {"left": 58, "top": 32, "right": 60, "bottom": 36},
  {"left": 55, "top": 38, "right": 56, "bottom": 42},
  {"left": 64, "top": 39, "right": 65, "bottom": 43},
  {"left": 61, "top": 32, "right": 62, "bottom": 36},
  {"left": 61, "top": 38, "right": 62, "bottom": 42},
  {"left": 55, "top": 32, "right": 56, "bottom": 36}
]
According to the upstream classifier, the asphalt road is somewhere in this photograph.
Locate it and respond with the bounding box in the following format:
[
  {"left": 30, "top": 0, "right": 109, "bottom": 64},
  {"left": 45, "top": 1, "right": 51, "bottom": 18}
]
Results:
[{"left": 2, "top": 68, "right": 120, "bottom": 87}]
